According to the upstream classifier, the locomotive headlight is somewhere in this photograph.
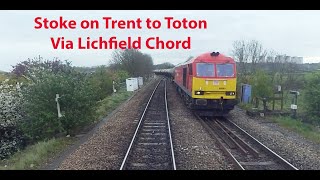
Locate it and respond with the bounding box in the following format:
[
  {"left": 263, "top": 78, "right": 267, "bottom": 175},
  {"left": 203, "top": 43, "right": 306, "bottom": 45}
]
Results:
[
  {"left": 226, "top": 91, "right": 236, "bottom": 96},
  {"left": 195, "top": 91, "right": 204, "bottom": 95}
]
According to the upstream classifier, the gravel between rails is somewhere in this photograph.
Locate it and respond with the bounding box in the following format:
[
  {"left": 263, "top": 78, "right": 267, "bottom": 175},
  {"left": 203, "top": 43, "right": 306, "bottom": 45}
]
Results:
[
  {"left": 54, "top": 78, "right": 160, "bottom": 170},
  {"left": 228, "top": 106, "right": 320, "bottom": 170},
  {"left": 167, "top": 81, "right": 233, "bottom": 170}
]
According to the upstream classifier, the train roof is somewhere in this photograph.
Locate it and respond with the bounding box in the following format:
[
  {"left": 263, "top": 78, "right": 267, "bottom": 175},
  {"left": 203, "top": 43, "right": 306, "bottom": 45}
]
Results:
[{"left": 177, "top": 52, "right": 235, "bottom": 67}]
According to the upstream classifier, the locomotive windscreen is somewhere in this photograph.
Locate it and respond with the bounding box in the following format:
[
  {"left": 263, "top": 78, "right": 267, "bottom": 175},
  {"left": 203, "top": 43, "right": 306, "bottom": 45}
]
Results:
[
  {"left": 216, "top": 64, "right": 234, "bottom": 77},
  {"left": 196, "top": 63, "right": 215, "bottom": 77}
]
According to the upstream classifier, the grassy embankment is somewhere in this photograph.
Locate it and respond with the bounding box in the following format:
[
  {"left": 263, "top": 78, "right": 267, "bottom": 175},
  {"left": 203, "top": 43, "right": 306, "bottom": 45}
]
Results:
[
  {"left": 0, "top": 138, "right": 73, "bottom": 170},
  {"left": 237, "top": 90, "right": 320, "bottom": 144},
  {"left": 271, "top": 116, "right": 320, "bottom": 144}
]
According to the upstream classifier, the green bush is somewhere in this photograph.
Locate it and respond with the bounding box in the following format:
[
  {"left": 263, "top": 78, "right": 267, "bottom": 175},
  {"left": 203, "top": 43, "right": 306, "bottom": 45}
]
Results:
[
  {"left": 20, "top": 70, "right": 97, "bottom": 141},
  {"left": 113, "top": 70, "right": 129, "bottom": 83},
  {"left": 88, "top": 66, "right": 113, "bottom": 101},
  {"left": 112, "top": 70, "right": 130, "bottom": 91},
  {"left": 303, "top": 72, "right": 320, "bottom": 121},
  {"left": 249, "top": 70, "right": 273, "bottom": 98}
]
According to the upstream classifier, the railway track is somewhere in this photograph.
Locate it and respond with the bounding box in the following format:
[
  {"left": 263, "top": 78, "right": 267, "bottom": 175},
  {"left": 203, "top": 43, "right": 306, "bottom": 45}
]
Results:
[
  {"left": 120, "top": 79, "right": 176, "bottom": 170},
  {"left": 195, "top": 114, "right": 298, "bottom": 170}
]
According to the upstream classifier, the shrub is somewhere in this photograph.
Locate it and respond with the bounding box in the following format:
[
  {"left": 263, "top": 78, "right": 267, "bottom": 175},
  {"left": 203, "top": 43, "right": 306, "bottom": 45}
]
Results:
[
  {"left": 249, "top": 70, "right": 273, "bottom": 98},
  {"left": 112, "top": 70, "right": 130, "bottom": 91},
  {"left": 20, "top": 70, "right": 98, "bottom": 140},
  {"left": 113, "top": 70, "right": 129, "bottom": 83},
  {"left": 303, "top": 72, "right": 320, "bottom": 122},
  {"left": 0, "top": 80, "right": 25, "bottom": 159},
  {"left": 11, "top": 57, "right": 72, "bottom": 80},
  {"left": 88, "top": 66, "right": 113, "bottom": 101}
]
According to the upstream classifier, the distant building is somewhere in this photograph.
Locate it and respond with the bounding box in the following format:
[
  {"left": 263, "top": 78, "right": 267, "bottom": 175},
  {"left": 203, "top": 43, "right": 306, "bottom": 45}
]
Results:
[
  {"left": 274, "top": 55, "right": 303, "bottom": 64},
  {"left": 285, "top": 56, "right": 291, "bottom": 62},
  {"left": 291, "top": 56, "right": 298, "bottom": 63},
  {"left": 291, "top": 56, "right": 303, "bottom": 64},
  {"left": 275, "top": 55, "right": 285, "bottom": 62},
  {"left": 259, "top": 55, "right": 266, "bottom": 63},
  {"left": 266, "top": 56, "right": 274, "bottom": 63}
]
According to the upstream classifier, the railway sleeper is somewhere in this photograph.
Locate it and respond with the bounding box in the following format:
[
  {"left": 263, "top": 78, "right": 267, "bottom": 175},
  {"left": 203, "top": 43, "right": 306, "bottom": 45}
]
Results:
[
  {"left": 130, "top": 154, "right": 171, "bottom": 162},
  {"left": 139, "top": 137, "right": 166, "bottom": 140},
  {"left": 128, "top": 162, "right": 171, "bottom": 169},
  {"left": 144, "top": 122, "right": 166, "bottom": 125},
  {"left": 135, "top": 147, "right": 169, "bottom": 153},
  {"left": 141, "top": 129, "right": 164, "bottom": 132},
  {"left": 240, "top": 161, "right": 275, "bottom": 166},
  {"left": 137, "top": 142, "right": 168, "bottom": 146},
  {"left": 143, "top": 125, "right": 166, "bottom": 128},
  {"left": 140, "top": 132, "right": 167, "bottom": 136}
]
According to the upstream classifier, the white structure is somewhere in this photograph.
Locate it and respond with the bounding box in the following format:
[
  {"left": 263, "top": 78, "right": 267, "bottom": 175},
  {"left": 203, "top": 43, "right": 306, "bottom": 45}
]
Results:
[
  {"left": 285, "top": 56, "right": 291, "bottom": 62},
  {"left": 126, "top": 78, "right": 139, "bottom": 91},
  {"left": 138, "top": 77, "right": 143, "bottom": 88},
  {"left": 275, "top": 55, "right": 285, "bottom": 62},
  {"left": 266, "top": 56, "right": 274, "bottom": 63},
  {"left": 298, "top": 57, "right": 303, "bottom": 64},
  {"left": 259, "top": 55, "right": 266, "bottom": 63},
  {"left": 291, "top": 56, "right": 303, "bottom": 64},
  {"left": 275, "top": 55, "right": 303, "bottom": 64}
]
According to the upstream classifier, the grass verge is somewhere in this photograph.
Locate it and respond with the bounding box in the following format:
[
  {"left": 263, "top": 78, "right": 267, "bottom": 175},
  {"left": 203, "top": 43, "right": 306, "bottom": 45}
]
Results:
[
  {"left": 0, "top": 137, "right": 74, "bottom": 170},
  {"left": 237, "top": 102, "right": 254, "bottom": 111},
  {"left": 271, "top": 116, "right": 320, "bottom": 144},
  {"left": 96, "top": 88, "right": 133, "bottom": 120}
]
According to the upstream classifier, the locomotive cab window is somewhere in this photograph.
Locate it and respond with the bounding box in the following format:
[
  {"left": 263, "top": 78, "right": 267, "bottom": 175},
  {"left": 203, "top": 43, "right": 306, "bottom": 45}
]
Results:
[
  {"left": 216, "top": 63, "right": 234, "bottom": 77},
  {"left": 196, "top": 63, "right": 215, "bottom": 77}
]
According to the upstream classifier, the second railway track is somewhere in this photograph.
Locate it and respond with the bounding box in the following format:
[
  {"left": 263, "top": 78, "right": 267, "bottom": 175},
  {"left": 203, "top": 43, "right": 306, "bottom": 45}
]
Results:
[
  {"left": 120, "top": 79, "right": 176, "bottom": 170},
  {"left": 195, "top": 114, "right": 298, "bottom": 170}
]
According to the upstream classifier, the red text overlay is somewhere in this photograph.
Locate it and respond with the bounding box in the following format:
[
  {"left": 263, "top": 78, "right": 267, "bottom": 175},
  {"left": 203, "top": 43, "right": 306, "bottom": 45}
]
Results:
[{"left": 34, "top": 16, "right": 208, "bottom": 50}]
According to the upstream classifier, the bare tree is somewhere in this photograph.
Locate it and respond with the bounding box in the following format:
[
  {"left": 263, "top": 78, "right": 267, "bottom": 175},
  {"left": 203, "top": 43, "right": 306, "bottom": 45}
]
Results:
[
  {"left": 232, "top": 39, "right": 303, "bottom": 103},
  {"left": 232, "top": 40, "right": 271, "bottom": 75},
  {"left": 109, "top": 49, "right": 154, "bottom": 77},
  {"left": 232, "top": 40, "right": 249, "bottom": 76},
  {"left": 247, "top": 40, "right": 268, "bottom": 73}
]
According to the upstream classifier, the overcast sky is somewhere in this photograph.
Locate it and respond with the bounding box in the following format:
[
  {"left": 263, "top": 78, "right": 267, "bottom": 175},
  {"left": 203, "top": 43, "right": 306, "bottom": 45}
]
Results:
[{"left": 1, "top": 10, "right": 320, "bottom": 72}]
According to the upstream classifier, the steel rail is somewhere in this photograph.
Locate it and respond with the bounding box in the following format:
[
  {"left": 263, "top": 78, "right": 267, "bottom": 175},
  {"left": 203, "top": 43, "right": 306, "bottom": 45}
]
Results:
[{"left": 120, "top": 80, "right": 162, "bottom": 170}]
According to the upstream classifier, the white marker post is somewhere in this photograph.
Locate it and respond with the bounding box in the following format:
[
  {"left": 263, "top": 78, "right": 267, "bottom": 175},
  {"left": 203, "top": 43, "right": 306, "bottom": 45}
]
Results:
[
  {"left": 55, "top": 94, "right": 62, "bottom": 118},
  {"left": 113, "top": 80, "right": 117, "bottom": 93}
]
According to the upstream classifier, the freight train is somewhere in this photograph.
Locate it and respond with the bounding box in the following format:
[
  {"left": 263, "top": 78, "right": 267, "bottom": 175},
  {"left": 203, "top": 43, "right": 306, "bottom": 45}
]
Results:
[{"left": 154, "top": 52, "right": 237, "bottom": 116}]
